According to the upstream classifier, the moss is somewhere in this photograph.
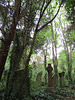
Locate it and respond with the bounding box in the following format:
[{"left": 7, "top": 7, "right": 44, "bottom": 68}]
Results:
[{"left": 4, "top": 69, "right": 30, "bottom": 100}]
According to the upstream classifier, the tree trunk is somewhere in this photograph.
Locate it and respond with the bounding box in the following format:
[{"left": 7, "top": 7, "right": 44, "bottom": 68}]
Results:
[
  {"left": 54, "top": 27, "right": 58, "bottom": 86},
  {"left": 0, "top": 0, "right": 21, "bottom": 79},
  {"left": 65, "top": 42, "right": 72, "bottom": 84},
  {"left": 4, "top": 33, "right": 30, "bottom": 99},
  {"left": 5, "top": 67, "right": 30, "bottom": 100},
  {"left": 51, "top": 22, "right": 58, "bottom": 86},
  {"left": 59, "top": 18, "right": 72, "bottom": 84},
  {"left": 0, "top": 24, "right": 16, "bottom": 80},
  {"left": 22, "top": 46, "right": 27, "bottom": 68},
  {"left": 66, "top": 46, "right": 70, "bottom": 83},
  {"left": 51, "top": 23, "right": 55, "bottom": 67},
  {"left": 51, "top": 23, "right": 58, "bottom": 74},
  {"left": 43, "top": 48, "right": 47, "bottom": 70},
  {"left": 69, "top": 44, "right": 72, "bottom": 83},
  {"left": 44, "top": 55, "right": 47, "bottom": 69},
  {"left": 54, "top": 27, "right": 58, "bottom": 76}
]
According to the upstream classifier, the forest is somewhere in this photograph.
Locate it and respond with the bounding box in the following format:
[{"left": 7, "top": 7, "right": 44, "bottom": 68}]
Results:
[{"left": 0, "top": 0, "right": 75, "bottom": 100}]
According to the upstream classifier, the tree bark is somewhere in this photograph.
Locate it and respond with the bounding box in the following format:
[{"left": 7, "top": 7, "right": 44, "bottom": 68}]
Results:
[
  {"left": 54, "top": 23, "right": 58, "bottom": 75},
  {"left": 0, "top": 24, "right": 16, "bottom": 79},
  {"left": 0, "top": 0, "right": 21, "bottom": 79},
  {"left": 68, "top": 44, "right": 72, "bottom": 83},
  {"left": 51, "top": 22, "right": 58, "bottom": 74},
  {"left": 51, "top": 22, "right": 58, "bottom": 86},
  {"left": 5, "top": 34, "right": 30, "bottom": 100}
]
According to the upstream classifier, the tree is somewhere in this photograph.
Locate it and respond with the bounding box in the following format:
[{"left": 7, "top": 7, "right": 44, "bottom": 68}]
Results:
[
  {"left": 4, "top": 0, "right": 64, "bottom": 99},
  {"left": 50, "top": 21, "right": 59, "bottom": 86},
  {"left": 58, "top": 16, "right": 74, "bottom": 84},
  {"left": 0, "top": 1, "right": 64, "bottom": 98},
  {"left": 0, "top": 0, "right": 63, "bottom": 80},
  {"left": 0, "top": 0, "right": 22, "bottom": 79}
]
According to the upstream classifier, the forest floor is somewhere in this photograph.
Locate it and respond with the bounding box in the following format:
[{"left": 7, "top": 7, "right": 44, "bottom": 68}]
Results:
[
  {"left": 0, "top": 86, "right": 75, "bottom": 100},
  {"left": 30, "top": 83, "right": 75, "bottom": 100},
  {"left": 0, "top": 80, "right": 75, "bottom": 100},
  {"left": 31, "top": 88, "right": 75, "bottom": 100}
]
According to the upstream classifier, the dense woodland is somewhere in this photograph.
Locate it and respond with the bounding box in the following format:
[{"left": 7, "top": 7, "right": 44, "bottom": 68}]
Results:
[{"left": 0, "top": 0, "right": 75, "bottom": 100}]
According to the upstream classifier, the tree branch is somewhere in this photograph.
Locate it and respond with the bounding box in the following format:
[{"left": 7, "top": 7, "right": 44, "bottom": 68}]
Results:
[
  {"left": 40, "top": 0, "right": 45, "bottom": 14},
  {"left": 26, "top": 0, "right": 63, "bottom": 65},
  {"left": 35, "top": 0, "right": 52, "bottom": 31},
  {"left": 37, "top": 0, "right": 63, "bottom": 33},
  {"left": 41, "top": 0, "right": 52, "bottom": 17}
]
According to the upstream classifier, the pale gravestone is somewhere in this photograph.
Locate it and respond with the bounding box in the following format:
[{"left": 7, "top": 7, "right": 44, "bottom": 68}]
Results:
[
  {"left": 36, "top": 72, "right": 42, "bottom": 86},
  {"left": 47, "top": 63, "right": 53, "bottom": 87},
  {"left": 59, "top": 72, "right": 65, "bottom": 87}
]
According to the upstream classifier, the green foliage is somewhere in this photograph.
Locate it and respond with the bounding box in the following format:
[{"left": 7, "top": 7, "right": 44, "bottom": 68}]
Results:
[
  {"left": 0, "top": 0, "right": 75, "bottom": 100},
  {"left": 58, "top": 50, "right": 67, "bottom": 71},
  {"left": 56, "top": 87, "right": 75, "bottom": 96},
  {"left": 58, "top": 50, "right": 75, "bottom": 71},
  {"left": 34, "top": 26, "right": 50, "bottom": 51},
  {"left": 31, "top": 85, "right": 75, "bottom": 100},
  {"left": 65, "top": 0, "right": 75, "bottom": 24},
  {"left": 0, "top": 74, "right": 7, "bottom": 100},
  {"left": 30, "top": 60, "right": 46, "bottom": 82},
  {"left": 58, "top": 50, "right": 75, "bottom": 85}
]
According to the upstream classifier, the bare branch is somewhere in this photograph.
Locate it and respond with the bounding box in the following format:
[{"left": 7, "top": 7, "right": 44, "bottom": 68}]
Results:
[
  {"left": 41, "top": 0, "right": 52, "bottom": 18},
  {"left": 37, "top": 0, "right": 63, "bottom": 33},
  {"left": 40, "top": 0, "right": 45, "bottom": 15},
  {"left": 35, "top": 0, "right": 52, "bottom": 31}
]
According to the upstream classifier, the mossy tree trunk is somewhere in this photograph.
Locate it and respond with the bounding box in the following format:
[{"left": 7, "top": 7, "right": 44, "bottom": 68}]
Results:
[{"left": 4, "top": 33, "right": 30, "bottom": 100}]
